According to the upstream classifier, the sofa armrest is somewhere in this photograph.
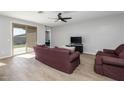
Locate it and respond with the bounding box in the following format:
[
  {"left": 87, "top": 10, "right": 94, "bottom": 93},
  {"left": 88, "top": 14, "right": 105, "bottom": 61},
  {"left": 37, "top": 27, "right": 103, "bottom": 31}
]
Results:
[
  {"left": 102, "top": 56, "right": 124, "bottom": 67},
  {"left": 103, "top": 49, "right": 115, "bottom": 54},
  {"left": 69, "top": 52, "right": 80, "bottom": 63}
]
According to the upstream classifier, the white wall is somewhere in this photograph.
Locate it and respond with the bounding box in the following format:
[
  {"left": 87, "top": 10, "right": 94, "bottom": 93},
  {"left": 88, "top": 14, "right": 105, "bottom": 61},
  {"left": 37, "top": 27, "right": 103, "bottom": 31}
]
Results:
[
  {"left": 0, "top": 15, "right": 45, "bottom": 59},
  {"left": 51, "top": 14, "right": 124, "bottom": 54}
]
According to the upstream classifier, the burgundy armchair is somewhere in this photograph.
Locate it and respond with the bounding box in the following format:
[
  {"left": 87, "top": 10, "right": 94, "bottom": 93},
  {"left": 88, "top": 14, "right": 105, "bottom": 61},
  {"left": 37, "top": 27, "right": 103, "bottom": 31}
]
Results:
[
  {"left": 94, "top": 44, "right": 124, "bottom": 80},
  {"left": 96, "top": 44, "right": 124, "bottom": 56}
]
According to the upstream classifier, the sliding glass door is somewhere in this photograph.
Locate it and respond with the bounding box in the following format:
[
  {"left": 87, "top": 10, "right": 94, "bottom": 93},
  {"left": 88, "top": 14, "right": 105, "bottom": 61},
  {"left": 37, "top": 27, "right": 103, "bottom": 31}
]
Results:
[
  {"left": 13, "top": 27, "right": 26, "bottom": 55},
  {"left": 12, "top": 23, "right": 37, "bottom": 55}
]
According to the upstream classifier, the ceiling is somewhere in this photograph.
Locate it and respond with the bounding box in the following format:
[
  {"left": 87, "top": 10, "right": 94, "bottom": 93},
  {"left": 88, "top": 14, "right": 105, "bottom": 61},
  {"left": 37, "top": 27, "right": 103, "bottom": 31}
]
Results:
[{"left": 0, "top": 11, "right": 123, "bottom": 27}]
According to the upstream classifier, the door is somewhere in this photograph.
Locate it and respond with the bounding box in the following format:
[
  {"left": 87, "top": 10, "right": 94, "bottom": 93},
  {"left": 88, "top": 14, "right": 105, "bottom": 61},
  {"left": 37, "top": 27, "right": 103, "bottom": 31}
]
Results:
[
  {"left": 13, "top": 26, "right": 26, "bottom": 55},
  {"left": 12, "top": 23, "right": 37, "bottom": 55},
  {"left": 45, "top": 31, "right": 50, "bottom": 46}
]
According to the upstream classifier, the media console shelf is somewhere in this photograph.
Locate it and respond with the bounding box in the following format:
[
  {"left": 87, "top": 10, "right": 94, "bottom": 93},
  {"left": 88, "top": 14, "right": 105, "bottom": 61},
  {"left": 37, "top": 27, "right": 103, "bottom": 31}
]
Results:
[{"left": 66, "top": 44, "right": 83, "bottom": 53}]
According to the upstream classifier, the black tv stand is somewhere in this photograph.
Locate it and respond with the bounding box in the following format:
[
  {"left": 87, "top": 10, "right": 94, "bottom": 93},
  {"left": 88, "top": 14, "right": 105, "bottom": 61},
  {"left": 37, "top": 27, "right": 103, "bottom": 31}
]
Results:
[{"left": 66, "top": 43, "right": 83, "bottom": 53}]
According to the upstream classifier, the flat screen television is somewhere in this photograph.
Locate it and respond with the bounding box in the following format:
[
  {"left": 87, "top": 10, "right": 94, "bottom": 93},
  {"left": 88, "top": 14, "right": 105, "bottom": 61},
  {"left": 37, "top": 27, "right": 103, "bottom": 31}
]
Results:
[{"left": 71, "top": 37, "right": 82, "bottom": 44}]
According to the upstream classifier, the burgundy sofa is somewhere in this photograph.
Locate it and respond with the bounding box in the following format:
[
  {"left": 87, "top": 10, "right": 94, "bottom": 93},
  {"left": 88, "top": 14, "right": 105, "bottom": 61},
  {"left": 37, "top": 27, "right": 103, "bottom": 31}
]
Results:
[
  {"left": 94, "top": 44, "right": 124, "bottom": 80},
  {"left": 34, "top": 45, "right": 80, "bottom": 74}
]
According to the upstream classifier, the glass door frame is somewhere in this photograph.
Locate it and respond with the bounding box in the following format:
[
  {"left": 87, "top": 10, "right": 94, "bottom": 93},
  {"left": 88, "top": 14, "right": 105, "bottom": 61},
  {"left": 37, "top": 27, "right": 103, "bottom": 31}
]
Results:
[{"left": 12, "top": 23, "right": 37, "bottom": 56}]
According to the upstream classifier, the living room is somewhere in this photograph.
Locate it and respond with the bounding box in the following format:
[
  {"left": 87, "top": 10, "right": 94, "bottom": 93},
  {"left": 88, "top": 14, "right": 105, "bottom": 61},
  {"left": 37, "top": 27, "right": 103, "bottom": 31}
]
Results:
[
  {"left": 0, "top": 11, "right": 124, "bottom": 81},
  {"left": 1, "top": 0, "right": 124, "bottom": 92}
]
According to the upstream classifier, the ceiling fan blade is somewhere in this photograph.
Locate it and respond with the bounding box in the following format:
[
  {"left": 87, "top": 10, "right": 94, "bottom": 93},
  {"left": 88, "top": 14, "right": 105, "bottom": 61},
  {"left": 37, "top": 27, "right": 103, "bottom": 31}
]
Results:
[
  {"left": 62, "top": 17, "right": 72, "bottom": 19},
  {"left": 61, "top": 19, "right": 67, "bottom": 22}
]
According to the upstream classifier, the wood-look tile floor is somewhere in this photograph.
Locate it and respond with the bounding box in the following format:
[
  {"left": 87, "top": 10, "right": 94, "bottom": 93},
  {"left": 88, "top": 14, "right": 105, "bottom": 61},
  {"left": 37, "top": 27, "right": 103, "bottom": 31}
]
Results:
[{"left": 0, "top": 53, "right": 113, "bottom": 81}]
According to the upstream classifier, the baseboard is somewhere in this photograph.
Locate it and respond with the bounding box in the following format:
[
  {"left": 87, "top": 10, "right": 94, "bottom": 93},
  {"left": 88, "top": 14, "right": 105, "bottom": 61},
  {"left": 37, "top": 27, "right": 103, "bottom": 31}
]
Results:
[
  {"left": 0, "top": 55, "right": 12, "bottom": 60},
  {"left": 83, "top": 51, "right": 96, "bottom": 55}
]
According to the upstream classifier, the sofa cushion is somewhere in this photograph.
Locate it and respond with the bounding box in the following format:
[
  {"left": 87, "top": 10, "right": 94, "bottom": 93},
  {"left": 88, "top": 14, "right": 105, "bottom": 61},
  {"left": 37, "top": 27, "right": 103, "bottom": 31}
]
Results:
[
  {"left": 115, "top": 44, "right": 124, "bottom": 55},
  {"left": 55, "top": 46, "right": 75, "bottom": 53},
  {"left": 59, "top": 45, "right": 75, "bottom": 52},
  {"left": 96, "top": 51, "right": 118, "bottom": 58},
  {"left": 54, "top": 47, "right": 73, "bottom": 54}
]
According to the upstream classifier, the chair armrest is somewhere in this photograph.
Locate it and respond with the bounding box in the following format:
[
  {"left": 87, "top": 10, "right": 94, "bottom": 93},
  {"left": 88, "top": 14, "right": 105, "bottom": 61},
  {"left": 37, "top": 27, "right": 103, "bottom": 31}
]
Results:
[
  {"left": 103, "top": 49, "right": 115, "bottom": 54},
  {"left": 102, "top": 56, "right": 124, "bottom": 67},
  {"left": 69, "top": 52, "right": 80, "bottom": 63}
]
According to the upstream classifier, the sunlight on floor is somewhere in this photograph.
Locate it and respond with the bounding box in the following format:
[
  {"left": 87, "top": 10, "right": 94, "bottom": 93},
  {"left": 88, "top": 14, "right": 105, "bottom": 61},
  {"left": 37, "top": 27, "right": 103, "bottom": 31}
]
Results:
[
  {"left": 0, "top": 62, "right": 7, "bottom": 67},
  {"left": 14, "top": 47, "right": 26, "bottom": 55},
  {"left": 17, "top": 53, "right": 35, "bottom": 58}
]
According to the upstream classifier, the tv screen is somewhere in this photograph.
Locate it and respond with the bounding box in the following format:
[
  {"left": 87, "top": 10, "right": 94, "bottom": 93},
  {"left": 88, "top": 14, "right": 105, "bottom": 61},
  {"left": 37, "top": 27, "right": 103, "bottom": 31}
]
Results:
[{"left": 71, "top": 37, "right": 82, "bottom": 44}]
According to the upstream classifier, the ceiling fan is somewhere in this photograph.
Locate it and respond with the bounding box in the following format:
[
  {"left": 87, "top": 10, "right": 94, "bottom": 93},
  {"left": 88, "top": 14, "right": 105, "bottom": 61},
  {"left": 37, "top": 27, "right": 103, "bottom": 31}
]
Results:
[{"left": 49, "top": 13, "right": 72, "bottom": 22}]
